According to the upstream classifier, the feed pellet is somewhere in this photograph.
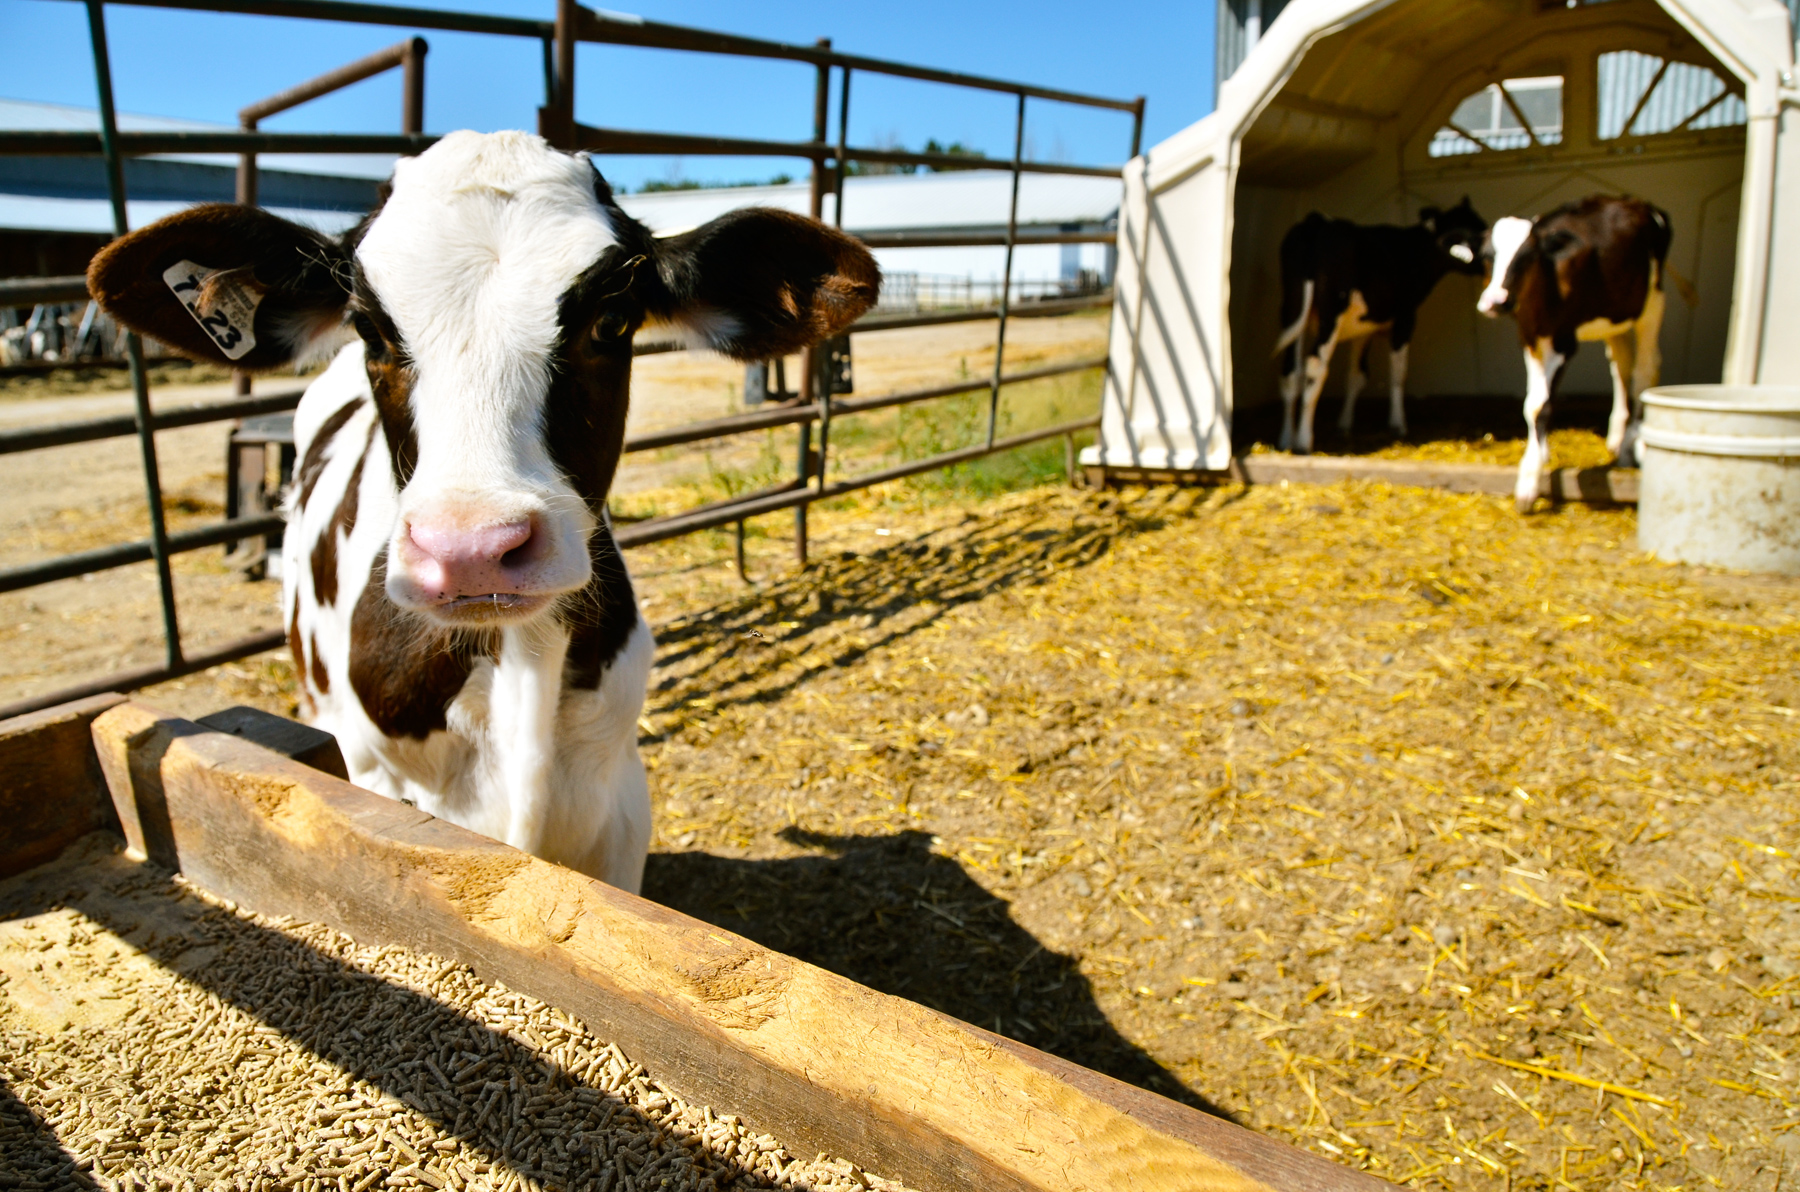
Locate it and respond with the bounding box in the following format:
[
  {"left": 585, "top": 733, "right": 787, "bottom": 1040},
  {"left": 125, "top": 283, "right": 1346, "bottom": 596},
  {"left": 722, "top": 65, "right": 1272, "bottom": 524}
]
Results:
[{"left": 0, "top": 835, "right": 911, "bottom": 1192}]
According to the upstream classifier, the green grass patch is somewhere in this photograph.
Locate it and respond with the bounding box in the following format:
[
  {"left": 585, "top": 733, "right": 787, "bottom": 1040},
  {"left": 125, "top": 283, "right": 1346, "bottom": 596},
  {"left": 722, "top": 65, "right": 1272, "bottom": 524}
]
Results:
[{"left": 610, "top": 363, "right": 1101, "bottom": 521}]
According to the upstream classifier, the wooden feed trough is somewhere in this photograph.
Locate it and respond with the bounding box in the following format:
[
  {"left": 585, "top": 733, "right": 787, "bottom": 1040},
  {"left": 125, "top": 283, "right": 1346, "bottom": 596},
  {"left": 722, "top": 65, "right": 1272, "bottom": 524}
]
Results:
[{"left": 0, "top": 693, "right": 1390, "bottom": 1192}]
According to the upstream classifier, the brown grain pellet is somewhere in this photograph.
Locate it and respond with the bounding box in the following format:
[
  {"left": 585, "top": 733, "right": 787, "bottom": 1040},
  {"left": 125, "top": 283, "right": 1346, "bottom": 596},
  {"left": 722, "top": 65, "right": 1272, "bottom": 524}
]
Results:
[{"left": 0, "top": 837, "right": 910, "bottom": 1192}]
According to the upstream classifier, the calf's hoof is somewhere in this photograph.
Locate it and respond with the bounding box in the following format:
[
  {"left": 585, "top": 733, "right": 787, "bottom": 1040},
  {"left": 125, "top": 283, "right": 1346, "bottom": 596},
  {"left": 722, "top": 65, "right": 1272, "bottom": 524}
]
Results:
[{"left": 1514, "top": 494, "right": 1538, "bottom": 515}]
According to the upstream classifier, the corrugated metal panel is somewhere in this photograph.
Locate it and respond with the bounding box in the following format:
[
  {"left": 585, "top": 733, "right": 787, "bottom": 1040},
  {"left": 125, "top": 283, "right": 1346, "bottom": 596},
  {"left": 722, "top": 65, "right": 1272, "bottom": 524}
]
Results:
[{"left": 0, "top": 193, "right": 362, "bottom": 236}]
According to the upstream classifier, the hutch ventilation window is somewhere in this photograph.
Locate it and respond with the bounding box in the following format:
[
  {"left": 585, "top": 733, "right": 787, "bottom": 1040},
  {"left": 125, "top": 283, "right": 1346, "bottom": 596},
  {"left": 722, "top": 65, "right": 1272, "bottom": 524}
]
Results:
[
  {"left": 1428, "top": 76, "right": 1564, "bottom": 158},
  {"left": 1596, "top": 49, "right": 1746, "bottom": 140}
]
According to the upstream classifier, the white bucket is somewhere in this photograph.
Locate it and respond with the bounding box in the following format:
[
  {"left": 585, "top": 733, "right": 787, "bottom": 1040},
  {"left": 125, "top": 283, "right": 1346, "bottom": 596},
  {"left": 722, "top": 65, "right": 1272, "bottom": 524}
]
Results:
[{"left": 1638, "top": 385, "right": 1800, "bottom": 574}]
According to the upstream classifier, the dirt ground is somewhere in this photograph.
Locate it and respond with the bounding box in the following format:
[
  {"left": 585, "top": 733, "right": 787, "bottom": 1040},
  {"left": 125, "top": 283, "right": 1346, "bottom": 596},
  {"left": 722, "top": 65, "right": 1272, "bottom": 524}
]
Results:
[
  {"left": 630, "top": 482, "right": 1799, "bottom": 1192},
  {"left": 25, "top": 474, "right": 1796, "bottom": 1191},
  {"left": 9, "top": 323, "right": 1799, "bottom": 1190}
]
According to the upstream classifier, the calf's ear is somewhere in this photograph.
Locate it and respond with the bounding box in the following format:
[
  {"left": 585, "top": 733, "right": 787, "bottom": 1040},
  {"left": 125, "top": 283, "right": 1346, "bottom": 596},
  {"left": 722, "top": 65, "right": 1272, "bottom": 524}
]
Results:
[
  {"left": 88, "top": 203, "right": 353, "bottom": 372},
  {"left": 647, "top": 207, "right": 879, "bottom": 361}
]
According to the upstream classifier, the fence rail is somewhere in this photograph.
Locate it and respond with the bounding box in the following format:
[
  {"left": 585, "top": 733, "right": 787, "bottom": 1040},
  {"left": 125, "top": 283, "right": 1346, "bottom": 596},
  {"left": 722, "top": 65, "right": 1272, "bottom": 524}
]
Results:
[
  {"left": 0, "top": 390, "right": 304, "bottom": 455},
  {"left": 0, "top": 0, "right": 1136, "bottom": 719},
  {"left": 0, "top": 296, "right": 1109, "bottom": 455},
  {"left": 615, "top": 413, "right": 1100, "bottom": 549},
  {"left": 1, "top": 128, "right": 1128, "bottom": 180}
]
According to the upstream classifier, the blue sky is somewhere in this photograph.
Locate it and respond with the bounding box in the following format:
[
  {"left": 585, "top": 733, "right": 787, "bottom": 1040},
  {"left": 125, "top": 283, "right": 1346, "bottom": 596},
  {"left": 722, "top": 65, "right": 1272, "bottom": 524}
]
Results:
[{"left": 5, "top": 0, "right": 1216, "bottom": 191}]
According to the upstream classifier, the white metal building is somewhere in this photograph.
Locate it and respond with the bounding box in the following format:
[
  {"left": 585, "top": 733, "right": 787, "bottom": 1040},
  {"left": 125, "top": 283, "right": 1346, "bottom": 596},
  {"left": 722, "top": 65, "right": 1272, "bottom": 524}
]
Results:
[
  {"left": 1088, "top": 0, "right": 1800, "bottom": 473},
  {"left": 616, "top": 172, "right": 1121, "bottom": 302}
]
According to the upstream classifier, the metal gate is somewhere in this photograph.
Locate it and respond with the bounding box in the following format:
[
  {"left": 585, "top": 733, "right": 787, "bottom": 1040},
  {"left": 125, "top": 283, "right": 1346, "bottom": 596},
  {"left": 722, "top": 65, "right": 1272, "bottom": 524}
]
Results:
[{"left": 0, "top": 0, "right": 1141, "bottom": 719}]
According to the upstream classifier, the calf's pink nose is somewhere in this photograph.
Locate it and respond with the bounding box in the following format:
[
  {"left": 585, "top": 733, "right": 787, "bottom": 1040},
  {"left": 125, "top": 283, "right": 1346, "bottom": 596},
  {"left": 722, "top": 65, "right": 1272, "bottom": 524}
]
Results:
[{"left": 407, "top": 518, "right": 536, "bottom": 600}]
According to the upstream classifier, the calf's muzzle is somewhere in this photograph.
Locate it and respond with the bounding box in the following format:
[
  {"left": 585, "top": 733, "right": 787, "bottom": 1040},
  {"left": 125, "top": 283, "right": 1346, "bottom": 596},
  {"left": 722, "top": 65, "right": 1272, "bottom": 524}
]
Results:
[{"left": 405, "top": 517, "right": 545, "bottom": 605}]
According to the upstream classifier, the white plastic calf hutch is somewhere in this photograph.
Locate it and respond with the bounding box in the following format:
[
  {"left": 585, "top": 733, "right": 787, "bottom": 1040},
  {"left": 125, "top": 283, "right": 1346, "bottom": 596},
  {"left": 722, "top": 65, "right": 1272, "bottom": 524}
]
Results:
[{"left": 1087, "top": 0, "right": 1800, "bottom": 477}]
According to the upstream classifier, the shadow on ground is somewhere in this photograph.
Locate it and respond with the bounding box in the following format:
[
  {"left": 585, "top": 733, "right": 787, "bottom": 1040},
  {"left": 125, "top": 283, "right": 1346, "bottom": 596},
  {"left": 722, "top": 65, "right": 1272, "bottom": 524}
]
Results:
[
  {"left": 1231, "top": 390, "right": 1614, "bottom": 454},
  {"left": 645, "top": 487, "right": 1198, "bottom": 727},
  {"left": 644, "top": 828, "right": 1234, "bottom": 1120},
  {"left": 0, "top": 1078, "right": 98, "bottom": 1189}
]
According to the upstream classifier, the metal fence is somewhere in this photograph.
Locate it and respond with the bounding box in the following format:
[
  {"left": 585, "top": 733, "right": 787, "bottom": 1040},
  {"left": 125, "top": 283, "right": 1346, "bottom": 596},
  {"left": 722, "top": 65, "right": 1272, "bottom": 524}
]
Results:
[{"left": 0, "top": 0, "right": 1140, "bottom": 719}]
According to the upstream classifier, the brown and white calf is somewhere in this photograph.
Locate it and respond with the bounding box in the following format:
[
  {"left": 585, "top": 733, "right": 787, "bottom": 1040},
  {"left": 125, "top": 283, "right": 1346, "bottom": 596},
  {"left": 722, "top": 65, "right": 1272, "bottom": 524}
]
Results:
[
  {"left": 89, "top": 131, "right": 879, "bottom": 891},
  {"left": 1477, "top": 195, "right": 1671, "bottom": 511},
  {"left": 1274, "top": 199, "right": 1488, "bottom": 453}
]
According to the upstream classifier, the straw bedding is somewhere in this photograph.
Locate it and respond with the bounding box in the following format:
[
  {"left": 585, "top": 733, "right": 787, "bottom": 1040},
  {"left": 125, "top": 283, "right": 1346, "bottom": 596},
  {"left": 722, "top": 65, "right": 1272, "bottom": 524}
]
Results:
[{"left": 636, "top": 478, "right": 1800, "bottom": 1190}]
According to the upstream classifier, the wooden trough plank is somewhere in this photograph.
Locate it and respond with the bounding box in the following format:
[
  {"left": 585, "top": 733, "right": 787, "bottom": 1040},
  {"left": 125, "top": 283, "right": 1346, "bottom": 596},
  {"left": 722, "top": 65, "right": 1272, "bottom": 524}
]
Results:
[
  {"left": 1086, "top": 457, "right": 1638, "bottom": 504},
  {"left": 89, "top": 702, "right": 1390, "bottom": 1192},
  {"left": 0, "top": 692, "right": 126, "bottom": 878}
]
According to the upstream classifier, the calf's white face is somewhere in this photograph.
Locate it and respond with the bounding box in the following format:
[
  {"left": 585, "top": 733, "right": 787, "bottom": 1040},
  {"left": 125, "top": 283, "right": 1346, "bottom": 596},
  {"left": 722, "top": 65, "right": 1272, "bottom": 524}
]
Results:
[
  {"left": 86, "top": 130, "right": 880, "bottom": 632},
  {"left": 354, "top": 134, "right": 618, "bottom": 621},
  {"left": 1478, "top": 216, "right": 1533, "bottom": 315}
]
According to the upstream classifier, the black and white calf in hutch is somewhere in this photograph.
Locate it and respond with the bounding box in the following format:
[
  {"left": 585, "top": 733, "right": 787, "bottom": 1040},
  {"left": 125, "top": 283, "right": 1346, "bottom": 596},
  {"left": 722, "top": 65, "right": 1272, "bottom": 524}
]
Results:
[
  {"left": 1476, "top": 194, "right": 1673, "bottom": 512},
  {"left": 1274, "top": 198, "right": 1488, "bottom": 454},
  {"left": 89, "top": 130, "right": 880, "bottom": 891}
]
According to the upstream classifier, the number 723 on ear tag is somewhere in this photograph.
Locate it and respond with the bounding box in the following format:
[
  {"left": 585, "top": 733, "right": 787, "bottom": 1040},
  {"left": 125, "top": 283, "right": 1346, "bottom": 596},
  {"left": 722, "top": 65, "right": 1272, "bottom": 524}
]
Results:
[{"left": 162, "top": 260, "right": 261, "bottom": 361}]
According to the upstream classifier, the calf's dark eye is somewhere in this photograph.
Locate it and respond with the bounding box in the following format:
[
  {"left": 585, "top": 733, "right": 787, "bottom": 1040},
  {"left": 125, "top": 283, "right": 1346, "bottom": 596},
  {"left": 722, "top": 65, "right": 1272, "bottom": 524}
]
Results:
[
  {"left": 352, "top": 312, "right": 384, "bottom": 348},
  {"left": 591, "top": 311, "right": 630, "bottom": 342}
]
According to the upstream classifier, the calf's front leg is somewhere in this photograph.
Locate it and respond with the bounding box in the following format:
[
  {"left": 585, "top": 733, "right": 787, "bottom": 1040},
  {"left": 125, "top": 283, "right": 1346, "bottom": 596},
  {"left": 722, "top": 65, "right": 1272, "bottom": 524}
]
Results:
[
  {"left": 1336, "top": 341, "right": 1368, "bottom": 433},
  {"left": 1516, "top": 338, "right": 1565, "bottom": 513},
  {"left": 1294, "top": 337, "right": 1339, "bottom": 455},
  {"left": 1386, "top": 341, "right": 1410, "bottom": 437},
  {"left": 1279, "top": 361, "right": 1301, "bottom": 453},
  {"left": 1622, "top": 283, "right": 1666, "bottom": 466},
  {"left": 1602, "top": 332, "right": 1636, "bottom": 462}
]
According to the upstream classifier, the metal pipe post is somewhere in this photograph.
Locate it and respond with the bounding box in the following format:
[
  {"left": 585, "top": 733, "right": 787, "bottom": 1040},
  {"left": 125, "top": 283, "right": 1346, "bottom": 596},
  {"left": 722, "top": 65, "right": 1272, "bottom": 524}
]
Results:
[
  {"left": 234, "top": 111, "right": 256, "bottom": 396},
  {"left": 235, "top": 119, "right": 258, "bottom": 206},
  {"left": 793, "top": 421, "right": 811, "bottom": 566},
  {"left": 540, "top": 0, "right": 577, "bottom": 147},
  {"left": 833, "top": 67, "right": 851, "bottom": 229},
  {"left": 86, "top": 0, "right": 184, "bottom": 670},
  {"left": 238, "top": 39, "right": 420, "bottom": 125},
  {"left": 402, "top": 36, "right": 427, "bottom": 133},
  {"left": 796, "top": 37, "right": 829, "bottom": 563},
  {"left": 556, "top": 0, "right": 577, "bottom": 127},
  {"left": 986, "top": 91, "right": 1027, "bottom": 449}
]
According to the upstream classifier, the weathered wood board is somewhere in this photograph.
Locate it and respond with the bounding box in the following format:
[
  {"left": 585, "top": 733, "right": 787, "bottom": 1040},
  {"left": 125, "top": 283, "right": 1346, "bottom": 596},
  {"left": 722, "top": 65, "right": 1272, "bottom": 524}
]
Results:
[
  {"left": 1088, "top": 457, "right": 1639, "bottom": 505},
  {"left": 0, "top": 692, "right": 126, "bottom": 878},
  {"left": 79, "top": 701, "right": 1392, "bottom": 1192}
]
